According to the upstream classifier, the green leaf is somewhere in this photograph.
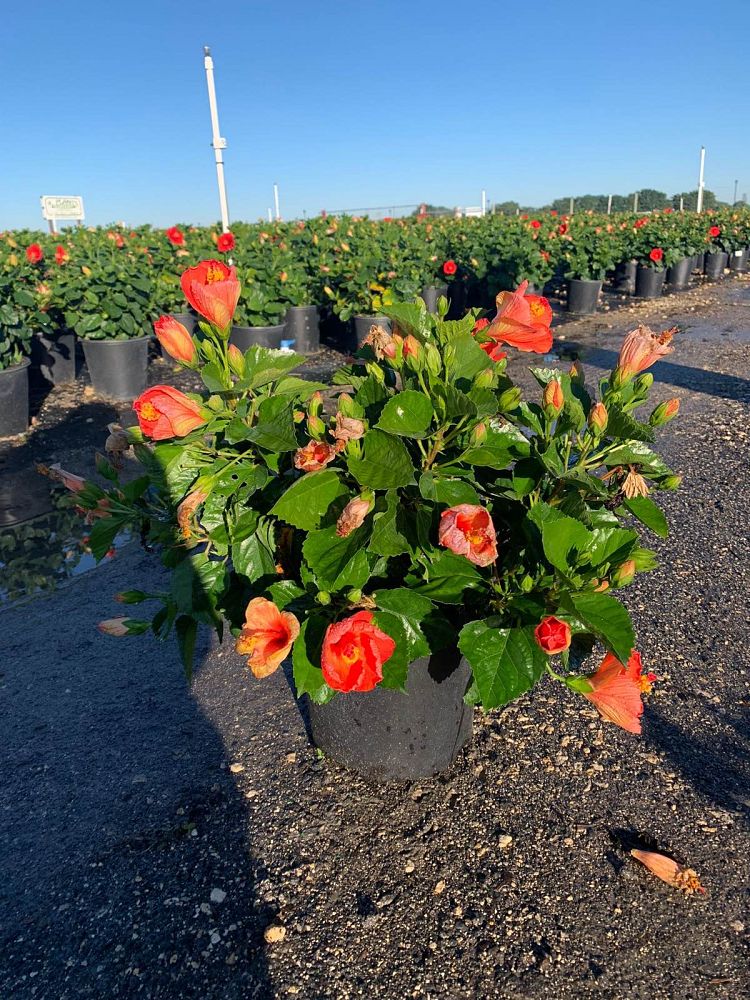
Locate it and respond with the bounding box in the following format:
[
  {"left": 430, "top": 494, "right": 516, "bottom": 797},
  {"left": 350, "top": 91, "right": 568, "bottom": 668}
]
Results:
[
  {"left": 376, "top": 390, "right": 434, "bottom": 437},
  {"left": 370, "top": 611, "right": 409, "bottom": 691},
  {"left": 369, "top": 490, "right": 411, "bottom": 557},
  {"left": 332, "top": 548, "right": 371, "bottom": 591},
  {"left": 302, "top": 523, "right": 369, "bottom": 589},
  {"left": 266, "top": 580, "right": 305, "bottom": 609},
  {"left": 445, "top": 334, "right": 491, "bottom": 381},
  {"left": 270, "top": 470, "right": 347, "bottom": 530},
  {"left": 433, "top": 383, "right": 476, "bottom": 419},
  {"left": 292, "top": 617, "right": 335, "bottom": 703},
  {"left": 87, "top": 517, "right": 123, "bottom": 561},
  {"left": 201, "top": 363, "right": 227, "bottom": 392},
  {"left": 606, "top": 404, "right": 655, "bottom": 443},
  {"left": 563, "top": 591, "right": 635, "bottom": 664},
  {"left": 348, "top": 429, "right": 414, "bottom": 489},
  {"left": 175, "top": 616, "right": 198, "bottom": 681},
  {"left": 528, "top": 503, "right": 591, "bottom": 574},
  {"left": 624, "top": 496, "right": 669, "bottom": 538},
  {"left": 602, "top": 442, "right": 670, "bottom": 477},
  {"left": 458, "top": 623, "right": 547, "bottom": 709},
  {"left": 244, "top": 396, "right": 298, "bottom": 452},
  {"left": 418, "top": 473, "right": 481, "bottom": 507},
  {"left": 460, "top": 424, "right": 530, "bottom": 469},
  {"left": 240, "top": 346, "right": 304, "bottom": 389},
  {"left": 588, "top": 526, "right": 638, "bottom": 568},
  {"left": 374, "top": 589, "right": 432, "bottom": 662},
  {"left": 231, "top": 519, "right": 276, "bottom": 582},
  {"left": 410, "top": 551, "right": 484, "bottom": 603}
]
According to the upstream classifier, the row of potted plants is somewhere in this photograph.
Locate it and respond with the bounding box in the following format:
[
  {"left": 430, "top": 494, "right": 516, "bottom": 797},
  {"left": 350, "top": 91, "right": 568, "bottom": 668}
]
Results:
[{"left": 1, "top": 208, "right": 748, "bottom": 435}]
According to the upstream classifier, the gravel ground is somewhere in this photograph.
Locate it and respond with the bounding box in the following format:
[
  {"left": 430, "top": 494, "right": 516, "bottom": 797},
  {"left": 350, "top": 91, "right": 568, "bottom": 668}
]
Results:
[{"left": 1, "top": 281, "right": 749, "bottom": 999}]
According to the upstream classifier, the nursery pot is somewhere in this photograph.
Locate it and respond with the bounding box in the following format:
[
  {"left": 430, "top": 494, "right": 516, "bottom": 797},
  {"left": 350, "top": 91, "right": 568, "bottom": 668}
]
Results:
[
  {"left": 728, "top": 248, "right": 748, "bottom": 273},
  {"left": 353, "top": 314, "right": 391, "bottom": 348},
  {"left": 446, "top": 280, "right": 468, "bottom": 319},
  {"left": 635, "top": 266, "right": 666, "bottom": 299},
  {"left": 307, "top": 648, "right": 473, "bottom": 782},
  {"left": 666, "top": 257, "right": 692, "bottom": 290},
  {"left": 81, "top": 335, "right": 149, "bottom": 401},
  {"left": 230, "top": 323, "right": 286, "bottom": 351},
  {"left": 286, "top": 305, "right": 321, "bottom": 355},
  {"left": 0, "top": 358, "right": 30, "bottom": 437},
  {"left": 704, "top": 251, "right": 728, "bottom": 280},
  {"left": 566, "top": 278, "right": 602, "bottom": 314},
  {"left": 612, "top": 260, "right": 637, "bottom": 295},
  {"left": 30, "top": 330, "right": 76, "bottom": 384},
  {"left": 693, "top": 253, "right": 705, "bottom": 273},
  {"left": 421, "top": 284, "right": 448, "bottom": 313},
  {"left": 158, "top": 312, "right": 197, "bottom": 359}
]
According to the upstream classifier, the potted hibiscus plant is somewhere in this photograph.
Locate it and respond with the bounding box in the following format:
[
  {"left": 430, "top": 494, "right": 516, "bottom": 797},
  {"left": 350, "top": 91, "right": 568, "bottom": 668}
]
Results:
[{"left": 66, "top": 261, "right": 682, "bottom": 782}]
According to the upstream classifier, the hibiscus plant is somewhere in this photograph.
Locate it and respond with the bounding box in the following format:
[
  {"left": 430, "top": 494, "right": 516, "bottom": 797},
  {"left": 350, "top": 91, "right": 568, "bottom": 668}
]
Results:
[{"left": 66, "top": 258, "right": 682, "bottom": 737}]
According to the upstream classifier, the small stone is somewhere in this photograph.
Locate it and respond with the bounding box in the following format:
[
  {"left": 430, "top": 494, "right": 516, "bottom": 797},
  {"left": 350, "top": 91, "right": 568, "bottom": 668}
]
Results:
[
  {"left": 498, "top": 835, "right": 513, "bottom": 850},
  {"left": 729, "top": 920, "right": 745, "bottom": 933},
  {"left": 404, "top": 861, "right": 415, "bottom": 874},
  {"left": 210, "top": 888, "right": 226, "bottom": 904},
  {"left": 264, "top": 924, "right": 287, "bottom": 944},
  {"left": 434, "top": 880, "right": 446, "bottom": 895},
  {"left": 229, "top": 763, "right": 244, "bottom": 774},
  {"left": 285, "top": 752, "right": 297, "bottom": 763}
]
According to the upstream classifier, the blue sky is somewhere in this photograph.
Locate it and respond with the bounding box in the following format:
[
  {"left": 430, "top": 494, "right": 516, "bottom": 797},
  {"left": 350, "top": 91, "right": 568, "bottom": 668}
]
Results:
[{"left": 3, "top": 0, "right": 749, "bottom": 228}]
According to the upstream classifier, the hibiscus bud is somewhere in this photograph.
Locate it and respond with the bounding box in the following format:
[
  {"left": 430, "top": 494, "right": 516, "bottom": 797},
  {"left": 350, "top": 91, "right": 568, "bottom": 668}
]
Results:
[
  {"left": 633, "top": 373, "right": 654, "bottom": 394},
  {"left": 347, "top": 588, "right": 363, "bottom": 603},
  {"left": 403, "top": 334, "right": 422, "bottom": 369},
  {"left": 227, "top": 343, "right": 245, "bottom": 376},
  {"left": 336, "top": 492, "right": 374, "bottom": 538},
  {"left": 293, "top": 409, "right": 305, "bottom": 423},
  {"left": 316, "top": 591, "right": 332, "bottom": 605},
  {"left": 424, "top": 343, "right": 442, "bottom": 377},
  {"left": 307, "top": 414, "right": 326, "bottom": 440},
  {"left": 97, "top": 617, "right": 149, "bottom": 636},
  {"left": 612, "top": 559, "right": 636, "bottom": 587},
  {"left": 543, "top": 379, "right": 564, "bottom": 416},
  {"left": 649, "top": 398, "right": 680, "bottom": 426},
  {"left": 337, "top": 392, "right": 356, "bottom": 417},
  {"left": 569, "top": 360, "right": 585, "bottom": 384},
  {"left": 114, "top": 590, "right": 148, "bottom": 604},
  {"left": 470, "top": 422, "right": 487, "bottom": 446},
  {"left": 588, "top": 402, "right": 608, "bottom": 436},
  {"left": 498, "top": 387, "right": 522, "bottom": 411},
  {"left": 474, "top": 367, "right": 495, "bottom": 390},
  {"left": 308, "top": 391, "right": 323, "bottom": 417},
  {"left": 660, "top": 474, "right": 683, "bottom": 491}
]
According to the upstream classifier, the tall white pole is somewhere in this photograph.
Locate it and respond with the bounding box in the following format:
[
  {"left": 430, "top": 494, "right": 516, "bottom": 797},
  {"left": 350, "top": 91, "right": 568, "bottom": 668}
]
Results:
[
  {"left": 203, "top": 46, "right": 230, "bottom": 233},
  {"left": 633, "top": 192, "right": 638, "bottom": 212},
  {"left": 569, "top": 197, "right": 574, "bottom": 216},
  {"left": 696, "top": 146, "right": 706, "bottom": 213},
  {"left": 267, "top": 208, "right": 273, "bottom": 223},
  {"left": 273, "top": 183, "right": 280, "bottom": 221},
  {"left": 607, "top": 194, "right": 612, "bottom": 215},
  {"left": 481, "top": 189, "right": 487, "bottom": 217}
]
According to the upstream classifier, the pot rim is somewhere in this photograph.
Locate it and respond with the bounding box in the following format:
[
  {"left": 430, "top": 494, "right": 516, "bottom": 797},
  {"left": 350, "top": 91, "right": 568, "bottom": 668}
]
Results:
[
  {"left": 80, "top": 334, "right": 151, "bottom": 345},
  {"left": 0, "top": 357, "right": 31, "bottom": 374}
]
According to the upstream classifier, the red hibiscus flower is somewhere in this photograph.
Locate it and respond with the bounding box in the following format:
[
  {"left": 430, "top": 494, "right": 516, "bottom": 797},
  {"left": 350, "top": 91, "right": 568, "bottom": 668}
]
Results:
[
  {"left": 558, "top": 223, "right": 568, "bottom": 235},
  {"left": 235, "top": 598, "right": 300, "bottom": 678},
  {"left": 26, "top": 244, "right": 43, "bottom": 264},
  {"left": 180, "top": 259, "right": 241, "bottom": 329},
  {"left": 530, "top": 220, "right": 541, "bottom": 229},
  {"left": 534, "top": 616, "right": 571, "bottom": 655},
  {"left": 321, "top": 611, "right": 396, "bottom": 693},
  {"left": 442, "top": 259, "right": 458, "bottom": 276},
  {"left": 166, "top": 226, "right": 185, "bottom": 246},
  {"left": 578, "top": 650, "right": 653, "bottom": 734},
  {"left": 482, "top": 280, "right": 553, "bottom": 354},
  {"left": 550, "top": 210, "right": 558, "bottom": 216},
  {"left": 649, "top": 247, "right": 664, "bottom": 263},
  {"left": 294, "top": 440, "right": 336, "bottom": 472},
  {"left": 55, "top": 245, "right": 69, "bottom": 265},
  {"left": 133, "top": 386, "right": 207, "bottom": 440},
  {"left": 708, "top": 225, "right": 721, "bottom": 238},
  {"left": 634, "top": 218, "right": 648, "bottom": 229},
  {"left": 438, "top": 504, "right": 498, "bottom": 567},
  {"left": 217, "top": 231, "right": 235, "bottom": 253}
]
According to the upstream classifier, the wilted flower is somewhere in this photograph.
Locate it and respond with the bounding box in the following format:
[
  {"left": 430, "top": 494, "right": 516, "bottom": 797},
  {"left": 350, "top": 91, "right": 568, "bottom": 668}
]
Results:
[
  {"left": 333, "top": 412, "right": 365, "bottom": 444},
  {"left": 630, "top": 850, "right": 705, "bottom": 894},
  {"left": 177, "top": 489, "right": 208, "bottom": 541},
  {"left": 622, "top": 467, "right": 650, "bottom": 499},
  {"left": 294, "top": 440, "right": 336, "bottom": 472},
  {"left": 362, "top": 324, "right": 393, "bottom": 359},
  {"left": 616, "top": 325, "right": 675, "bottom": 379},
  {"left": 438, "top": 505, "right": 498, "bottom": 567},
  {"left": 336, "top": 494, "right": 374, "bottom": 537}
]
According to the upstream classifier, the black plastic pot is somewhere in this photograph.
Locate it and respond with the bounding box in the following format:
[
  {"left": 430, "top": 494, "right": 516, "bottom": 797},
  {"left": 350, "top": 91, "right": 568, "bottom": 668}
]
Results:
[
  {"left": 30, "top": 330, "right": 76, "bottom": 384},
  {"left": 666, "top": 257, "right": 692, "bottom": 290},
  {"left": 0, "top": 358, "right": 30, "bottom": 437},
  {"left": 635, "top": 266, "right": 666, "bottom": 299},
  {"left": 566, "top": 278, "right": 602, "bottom": 314},
  {"left": 446, "top": 280, "right": 468, "bottom": 319},
  {"left": 307, "top": 649, "right": 473, "bottom": 782},
  {"left": 693, "top": 253, "right": 705, "bottom": 273},
  {"left": 230, "top": 324, "right": 286, "bottom": 351},
  {"left": 728, "top": 248, "right": 748, "bottom": 273},
  {"left": 286, "top": 306, "right": 320, "bottom": 355},
  {"left": 421, "top": 284, "right": 448, "bottom": 313},
  {"left": 353, "top": 314, "right": 391, "bottom": 348},
  {"left": 704, "top": 251, "right": 728, "bottom": 280},
  {"left": 613, "top": 260, "right": 637, "bottom": 295},
  {"left": 81, "top": 336, "right": 149, "bottom": 401}
]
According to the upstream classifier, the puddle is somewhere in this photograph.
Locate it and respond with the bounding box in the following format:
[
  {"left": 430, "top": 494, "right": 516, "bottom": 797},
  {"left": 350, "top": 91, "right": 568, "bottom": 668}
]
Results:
[{"left": 0, "top": 484, "right": 131, "bottom": 606}]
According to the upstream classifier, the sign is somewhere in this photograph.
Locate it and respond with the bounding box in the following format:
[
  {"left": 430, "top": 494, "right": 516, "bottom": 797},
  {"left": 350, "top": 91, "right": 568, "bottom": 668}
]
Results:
[{"left": 40, "top": 195, "right": 85, "bottom": 222}]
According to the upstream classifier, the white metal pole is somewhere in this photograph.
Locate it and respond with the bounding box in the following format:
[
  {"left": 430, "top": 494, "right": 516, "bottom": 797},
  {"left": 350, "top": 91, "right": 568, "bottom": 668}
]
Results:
[
  {"left": 569, "top": 197, "right": 574, "bottom": 216},
  {"left": 273, "top": 183, "right": 280, "bottom": 221},
  {"left": 733, "top": 179, "right": 738, "bottom": 205},
  {"left": 267, "top": 208, "right": 273, "bottom": 223},
  {"left": 633, "top": 192, "right": 638, "bottom": 212},
  {"left": 203, "top": 46, "right": 230, "bottom": 233},
  {"left": 696, "top": 146, "right": 705, "bottom": 213},
  {"left": 679, "top": 197, "right": 684, "bottom": 212},
  {"left": 607, "top": 194, "right": 612, "bottom": 215},
  {"left": 481, "top": 189, "right": 487, "bottom": 217}
]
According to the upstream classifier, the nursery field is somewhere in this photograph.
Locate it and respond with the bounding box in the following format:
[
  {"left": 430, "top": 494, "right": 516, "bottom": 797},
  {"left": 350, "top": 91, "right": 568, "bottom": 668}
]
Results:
[{"left": 0, "top": 272, "right": 749, "bottom": 999}]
